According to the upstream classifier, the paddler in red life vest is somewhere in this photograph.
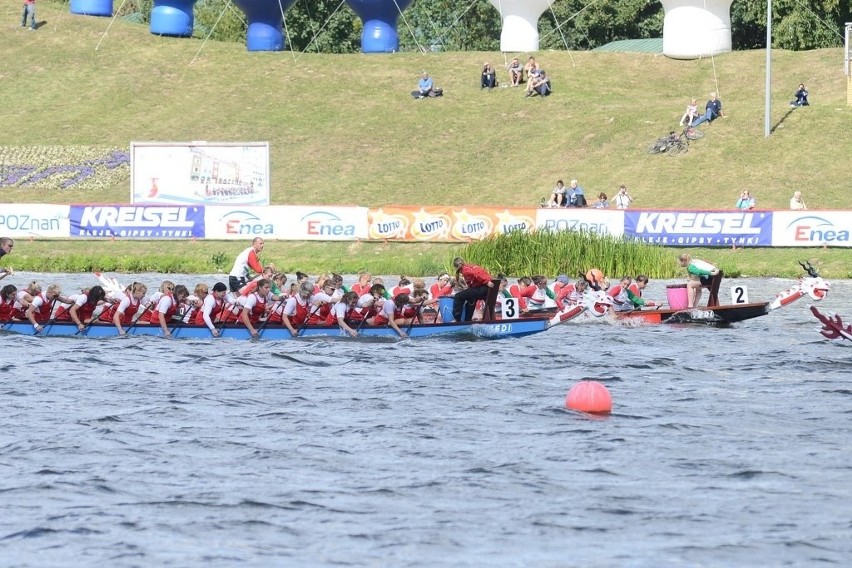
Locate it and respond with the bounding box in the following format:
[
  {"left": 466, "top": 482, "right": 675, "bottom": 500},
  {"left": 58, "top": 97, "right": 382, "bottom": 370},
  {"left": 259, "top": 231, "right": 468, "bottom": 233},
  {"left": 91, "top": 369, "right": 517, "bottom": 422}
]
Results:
[
  {"left": 351, "top": 271, "right": 372, "bottom": 297},
  {"left": 619, "top": 274, "right": 657, "bottom": 309},
  {"left": 228, "top": 237, "right": 265, "bottom": 293},
  {"left": 429, "top": 273, "right": 453, "bottom": 300},
  {"left": 678, "top": 254, "right": 720, "bottom": 308},
  {"left": 281, "top": 281, "right": 318, "bottom": 337},
  {"left": 138, "top": 284, "right": 189, "bottom": 338},
  {"left": 373, "top": 293, "right": 416, "bottom": 338},
  {"left": 358, "top": 283, "right": 387, "bottom": 323},
  {"left": 452, "top": 256, "right": 495, "bottom": 322},
  {"left": 327, "top": 291, "right": 361, "bottom": 338},
  {"left": 193, "top": 282, "right": 228, "bottom": 336},
  {"left": 25, "top": 284, "right": 72, "bottom": 331},
  {"left": 518, "top": 275, "right": 557, "bottom": 312},
  {"left": 54, "top": 285, "right": 107, "bottom": 333},
  {"left": 102, "top": 282, "right": 148, "bottom": 335},
  {"left": 240, "top": 279, "right": 272, "bottom": 338},
  {"left": 308, "top": 281, "right": 340, "bottom": 324},
  {"left": 0, "top": 284, "right": 20, "bottom": 321}
]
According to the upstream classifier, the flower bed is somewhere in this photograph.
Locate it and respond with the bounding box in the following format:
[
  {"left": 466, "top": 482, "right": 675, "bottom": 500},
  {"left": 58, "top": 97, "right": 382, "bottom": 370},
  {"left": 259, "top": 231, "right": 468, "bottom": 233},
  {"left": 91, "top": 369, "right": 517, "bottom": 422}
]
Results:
[{"left": 0, "top": 146, "right": 130, "bottom": 191}]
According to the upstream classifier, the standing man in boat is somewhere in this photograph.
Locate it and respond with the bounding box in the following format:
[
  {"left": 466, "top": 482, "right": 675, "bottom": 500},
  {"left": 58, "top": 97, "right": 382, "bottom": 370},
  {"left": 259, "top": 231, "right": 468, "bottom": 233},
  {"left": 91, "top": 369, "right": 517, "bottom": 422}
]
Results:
[
  {"left": 451, "top": 257, "right": 494, "bottom": 322},
  {"left": 228, "top": 237, "right": 265, "bottom": 293},
  {"left": 0, "top": 237, "right": 13, "bottom": 279},
  {"left": 679, "top": 254, "right": 719, "bottom": 308}
]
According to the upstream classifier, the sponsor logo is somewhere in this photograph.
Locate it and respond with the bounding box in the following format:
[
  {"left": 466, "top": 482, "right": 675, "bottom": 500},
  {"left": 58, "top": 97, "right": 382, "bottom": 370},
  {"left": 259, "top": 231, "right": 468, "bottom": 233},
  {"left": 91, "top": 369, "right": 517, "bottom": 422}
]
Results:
[
  {"left": 0, "top": 213, "right": 64, "bottom": 233},
  {"left": 301, "top": 211, "right": 356, "bottom": 237},
  {"left": 628, "top": 211, "right": 769, "bottom": 246},
  {"left": 786, "top": 216, "right": 850, "bottom": 244},
  {"left": 451, "top": 210, "right": 493, "bottom": 240},
  {"left": 217, "top": 210, "right": 274, "bottom": 235},
  {"left": 542, "top": 218, "right": 609, "bottom": 234},
  {"left": 411, "top": 209, "right": 451, "bottom": 240},
  {"left": 495, "top": 210, "right": 534, "bottom": 234},
  {"left": 71, "top": 206, "right": 204, "bottom": 238},
  {"left": 635, "top": 212, "right": 761, "bottom": 234},
  {"left": 368, "top": 209, "right": 409, "bottom": 239}
]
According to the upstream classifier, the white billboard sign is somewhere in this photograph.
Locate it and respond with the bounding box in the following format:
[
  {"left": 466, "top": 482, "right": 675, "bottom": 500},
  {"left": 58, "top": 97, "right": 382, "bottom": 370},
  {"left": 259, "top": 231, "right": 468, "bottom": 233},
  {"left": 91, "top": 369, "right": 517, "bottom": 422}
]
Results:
[
  {"left": 535, "top": 208, "right": 625, "bottom": 236},
  {"left": 205, "top": 206, "right": 369, "bottom": 241},
  {"left": 772, "top": 211, "right": 851, "bottom": 247},
  {"left": 0, "top": 204, "right": 71, "bottom": 238},
  {"left": 131, "top": 142, "right": 270, "bottom": 206}
]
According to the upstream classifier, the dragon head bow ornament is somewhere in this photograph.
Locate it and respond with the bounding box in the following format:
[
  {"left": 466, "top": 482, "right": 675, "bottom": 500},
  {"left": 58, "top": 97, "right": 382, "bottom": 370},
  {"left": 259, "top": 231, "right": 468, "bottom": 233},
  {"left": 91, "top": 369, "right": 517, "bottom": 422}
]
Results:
[{"left": 768, "top": 262, "right": 831, "bottom": 311}]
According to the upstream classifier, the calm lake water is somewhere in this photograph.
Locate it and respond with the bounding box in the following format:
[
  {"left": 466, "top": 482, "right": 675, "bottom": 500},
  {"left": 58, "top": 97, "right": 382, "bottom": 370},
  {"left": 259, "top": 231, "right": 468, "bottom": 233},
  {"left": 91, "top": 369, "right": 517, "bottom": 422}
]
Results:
[{"left": 2, "top": 274, "right": 851, "bottom": 567}]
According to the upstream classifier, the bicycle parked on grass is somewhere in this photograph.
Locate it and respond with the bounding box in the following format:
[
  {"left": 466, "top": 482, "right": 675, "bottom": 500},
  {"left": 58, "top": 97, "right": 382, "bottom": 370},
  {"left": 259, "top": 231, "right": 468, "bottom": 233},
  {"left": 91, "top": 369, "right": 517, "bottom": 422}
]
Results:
[{"left": 647, "top": 126, "right": 704, "bottom": 156}]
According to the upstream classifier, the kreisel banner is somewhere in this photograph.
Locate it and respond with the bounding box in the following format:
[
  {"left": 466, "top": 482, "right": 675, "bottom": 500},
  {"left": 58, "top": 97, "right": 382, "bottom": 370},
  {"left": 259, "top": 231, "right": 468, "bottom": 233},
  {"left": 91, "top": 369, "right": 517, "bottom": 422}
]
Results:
[
  {"left": 771, "top": 211, "right": 851, "bottom": 247},
  {"left": 204, "top": 206, "right": 368, "bottom": 241},
  {"left": 70, "top": 205, "right": 205, "bottom": 238},
  {"left": 131, "top": 142, "right": 270, "bottom": 206},
  {"left": 0, "top": 204, "right": 70, "bottom": 238},
  {"left": 625, "top": 211, "right": 772, "bottom": 246}
]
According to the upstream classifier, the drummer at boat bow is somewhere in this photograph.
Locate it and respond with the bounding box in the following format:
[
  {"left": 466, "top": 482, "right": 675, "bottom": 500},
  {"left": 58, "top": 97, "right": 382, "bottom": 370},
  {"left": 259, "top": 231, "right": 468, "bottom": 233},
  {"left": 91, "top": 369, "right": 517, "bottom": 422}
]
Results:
[
  {"left": 451, "top": 257, "right": 494, "bottom": 322},
  {"left": 228, "top": 237, "right": 265, "bottom": 293}
]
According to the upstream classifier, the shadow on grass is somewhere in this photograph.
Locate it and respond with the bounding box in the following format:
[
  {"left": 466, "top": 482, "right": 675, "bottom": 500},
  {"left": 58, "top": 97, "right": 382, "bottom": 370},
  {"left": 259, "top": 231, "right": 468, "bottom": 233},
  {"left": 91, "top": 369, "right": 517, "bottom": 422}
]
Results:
[{"left": 771, "top": 108, "right": 796, "bottom": 133}]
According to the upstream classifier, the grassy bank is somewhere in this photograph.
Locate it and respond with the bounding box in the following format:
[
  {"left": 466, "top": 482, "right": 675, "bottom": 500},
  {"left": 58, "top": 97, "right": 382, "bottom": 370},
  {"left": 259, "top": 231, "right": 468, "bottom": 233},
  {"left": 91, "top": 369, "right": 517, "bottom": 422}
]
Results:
[
  {"left": 4, "top": 240, "right": 847, "bottom": 279},
  {"left": 2, "top": 3, "right": 849, "bottom": 209},
  {"left": 1, "top": 4, "right": 848, "bottom": 277}
]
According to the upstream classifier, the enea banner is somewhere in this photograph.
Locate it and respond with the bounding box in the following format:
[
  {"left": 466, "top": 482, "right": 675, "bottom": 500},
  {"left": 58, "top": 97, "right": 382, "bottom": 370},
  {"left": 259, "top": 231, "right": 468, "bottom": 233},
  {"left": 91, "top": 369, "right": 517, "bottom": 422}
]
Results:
[
  {"left": 131, "top": 142, "right": 270, "bottom": 206},
  {"left": 205, "top": 206, "right": 369, "bottom": 241},
  {"left": 535, "top": 208, "right": 624, "bottom": 236},
  {"left": 69, "top": 205, "right": 206, "bottom": 238},
  {"left": 367, "top": 207, "right": 537, "bottom": 241},
  {"left": 0, "top": 204, "right": 70, "bottom": 238},
  {"left": 625, "top": 210, "right": 773, "bottom": 246},
  {"left": 772, "top": 211, "right": 851, "bottom": 247}
]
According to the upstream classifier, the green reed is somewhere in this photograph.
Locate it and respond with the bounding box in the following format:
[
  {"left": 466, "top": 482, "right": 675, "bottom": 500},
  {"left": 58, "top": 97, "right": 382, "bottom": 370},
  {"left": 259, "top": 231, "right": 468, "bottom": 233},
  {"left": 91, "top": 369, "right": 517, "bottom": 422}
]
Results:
[{"left": 458, "top": 230, "right": 680, "bottom": 279}]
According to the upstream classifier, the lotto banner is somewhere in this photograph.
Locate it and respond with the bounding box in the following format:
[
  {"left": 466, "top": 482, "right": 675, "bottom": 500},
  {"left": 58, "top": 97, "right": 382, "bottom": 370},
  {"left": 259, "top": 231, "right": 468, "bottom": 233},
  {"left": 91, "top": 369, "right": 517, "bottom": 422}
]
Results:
[
  {"left": 771, "top": 211, "right": 851, "bottom": 247},
  {"left": 367, "top": 207, "right": 537, "bottom": 241},
  {"left": 0, "top": 204, "right": 70, "bottom": 238}
]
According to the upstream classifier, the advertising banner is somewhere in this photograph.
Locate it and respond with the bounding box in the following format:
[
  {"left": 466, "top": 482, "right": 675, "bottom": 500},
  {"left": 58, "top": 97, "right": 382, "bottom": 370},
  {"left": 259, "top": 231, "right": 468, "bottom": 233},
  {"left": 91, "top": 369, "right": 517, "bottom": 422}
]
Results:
[
  {"left": 535, "top": 208, "right": 624, "bottom": 236},
  {"left": 131, "top": 142, "right": 270, "bottom": 206},
  {"left": 771, "top": 211, "right": 851, "bottom": 247},
  {"left": 70, "top": 205, "right": 205, "bottom": 238},
  {"left": 625, "top": 210, "right": 773, "bottom": 246},
  {"left": 205, "top": 206, "right": 368, "bottom": 241},
  {"left": 0, "top": 204, "right": 70, "bottom": 238},
  {"left": 367, "top": 207, "right": 537, "bottom": 241}
]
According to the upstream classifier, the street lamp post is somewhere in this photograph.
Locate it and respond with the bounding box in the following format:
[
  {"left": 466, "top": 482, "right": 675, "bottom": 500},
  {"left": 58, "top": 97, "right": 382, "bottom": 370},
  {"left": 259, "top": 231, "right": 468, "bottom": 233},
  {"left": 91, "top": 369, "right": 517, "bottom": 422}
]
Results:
[{"left": 764, "top": 0, "right": 772, "bottom": 138}]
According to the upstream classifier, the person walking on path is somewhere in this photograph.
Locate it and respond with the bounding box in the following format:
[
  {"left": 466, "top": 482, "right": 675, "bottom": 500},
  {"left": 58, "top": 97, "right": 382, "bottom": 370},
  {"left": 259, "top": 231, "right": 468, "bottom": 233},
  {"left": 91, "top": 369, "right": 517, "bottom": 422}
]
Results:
[{"left": 21, "top": 0, "right": 36, "bottom": 30}]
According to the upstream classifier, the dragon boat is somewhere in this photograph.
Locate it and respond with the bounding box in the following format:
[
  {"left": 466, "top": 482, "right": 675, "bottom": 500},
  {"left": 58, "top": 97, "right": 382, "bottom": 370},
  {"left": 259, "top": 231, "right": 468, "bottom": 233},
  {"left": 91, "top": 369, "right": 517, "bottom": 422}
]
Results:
[
  {"left": 615, "top": 263, "right": 830, "bottom": 325},
  {"left": 0, "top": 281, "right": 613, "bottom": 341}
]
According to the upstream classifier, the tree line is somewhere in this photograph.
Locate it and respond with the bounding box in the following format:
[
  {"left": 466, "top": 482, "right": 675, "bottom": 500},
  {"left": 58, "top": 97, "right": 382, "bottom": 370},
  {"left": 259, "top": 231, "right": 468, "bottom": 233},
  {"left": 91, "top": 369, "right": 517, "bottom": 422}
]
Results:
[{"left": 121, "top": 0, "right": 848, "bottom": 52}]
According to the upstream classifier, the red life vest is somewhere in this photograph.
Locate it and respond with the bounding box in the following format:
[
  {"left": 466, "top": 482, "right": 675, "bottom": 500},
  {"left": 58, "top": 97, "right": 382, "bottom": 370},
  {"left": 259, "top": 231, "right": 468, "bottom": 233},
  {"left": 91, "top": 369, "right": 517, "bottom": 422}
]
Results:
[
  {"left": 0, "top": 296, "right": 19, "bottom": 321},
  {"left": 287, "top": 298, "right": 310, "bottom": 326},
  {"left": 31, "top": 293, "right": 55, "bottom": 323},
  {"left": 140, "top": 293, "right": 176, "bottom": 324},
  {"left": 244, "top": 293, "right": 266, "bottom": 325},
  {"left": 192, "top": 297, "right": 224, "bottom": 325}
]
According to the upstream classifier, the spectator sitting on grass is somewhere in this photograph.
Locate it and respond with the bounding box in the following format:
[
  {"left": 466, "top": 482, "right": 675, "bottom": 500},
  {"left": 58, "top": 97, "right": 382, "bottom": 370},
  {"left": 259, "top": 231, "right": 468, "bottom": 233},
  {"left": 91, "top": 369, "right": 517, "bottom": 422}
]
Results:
[
  {"left": 481, "top": 63, "right": 497, "bottom": 89},
  {"left": 790, "top": 83, "right": 809, "bottom": 107},
  {"left": 507, "top": 57, "right": 522, "bottom": 86},
  {"left": 567, "top": 180, "right": 586, "bottom": 207},
  {"left": 412, "top": 71, "right": 436, "bottom": 99},
  {"left": 527, "top": 70, "right": 551, "bottom": 98},
  {"left": 593, "top": 193, "right": 609, "bottom": 208}
]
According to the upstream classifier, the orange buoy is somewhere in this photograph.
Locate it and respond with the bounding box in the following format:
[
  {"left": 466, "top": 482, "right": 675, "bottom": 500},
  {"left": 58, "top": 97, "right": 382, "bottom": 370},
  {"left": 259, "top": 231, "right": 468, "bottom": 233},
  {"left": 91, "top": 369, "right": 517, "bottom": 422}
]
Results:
[{"left": 565, "top": 380, "right": 612, "bottom": 414}]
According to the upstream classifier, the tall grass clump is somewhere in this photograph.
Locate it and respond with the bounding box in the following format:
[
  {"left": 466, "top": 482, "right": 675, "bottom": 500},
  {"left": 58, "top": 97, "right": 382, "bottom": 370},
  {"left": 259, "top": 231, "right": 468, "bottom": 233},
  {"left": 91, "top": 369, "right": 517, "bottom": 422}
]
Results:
[{"left": 459, "top": 230, "right": 679, "bottom": 279}]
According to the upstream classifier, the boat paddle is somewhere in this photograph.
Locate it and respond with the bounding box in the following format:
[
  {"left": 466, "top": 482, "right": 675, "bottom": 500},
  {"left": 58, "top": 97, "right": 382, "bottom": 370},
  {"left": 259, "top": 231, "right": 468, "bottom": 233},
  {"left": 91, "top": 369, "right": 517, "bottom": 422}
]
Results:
[
  {"left": 296, "top": 304, "right": 321, "bottom": 337},
  {"left": 404, "top": 299, "right": 427, "bottom": 336},
  {"left": 255, "top": 297, "right": 286, "bottom": 338}
]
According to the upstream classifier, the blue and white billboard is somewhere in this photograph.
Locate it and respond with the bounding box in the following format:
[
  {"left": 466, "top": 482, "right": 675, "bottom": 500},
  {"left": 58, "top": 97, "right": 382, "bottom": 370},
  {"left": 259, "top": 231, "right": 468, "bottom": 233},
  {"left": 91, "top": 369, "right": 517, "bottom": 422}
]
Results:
[
  {"left": 625, "top": 211, "right": 773, "bottom": 246},
  {"left": 70, "top": 205, "right": 205, "bottom": 238}
]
